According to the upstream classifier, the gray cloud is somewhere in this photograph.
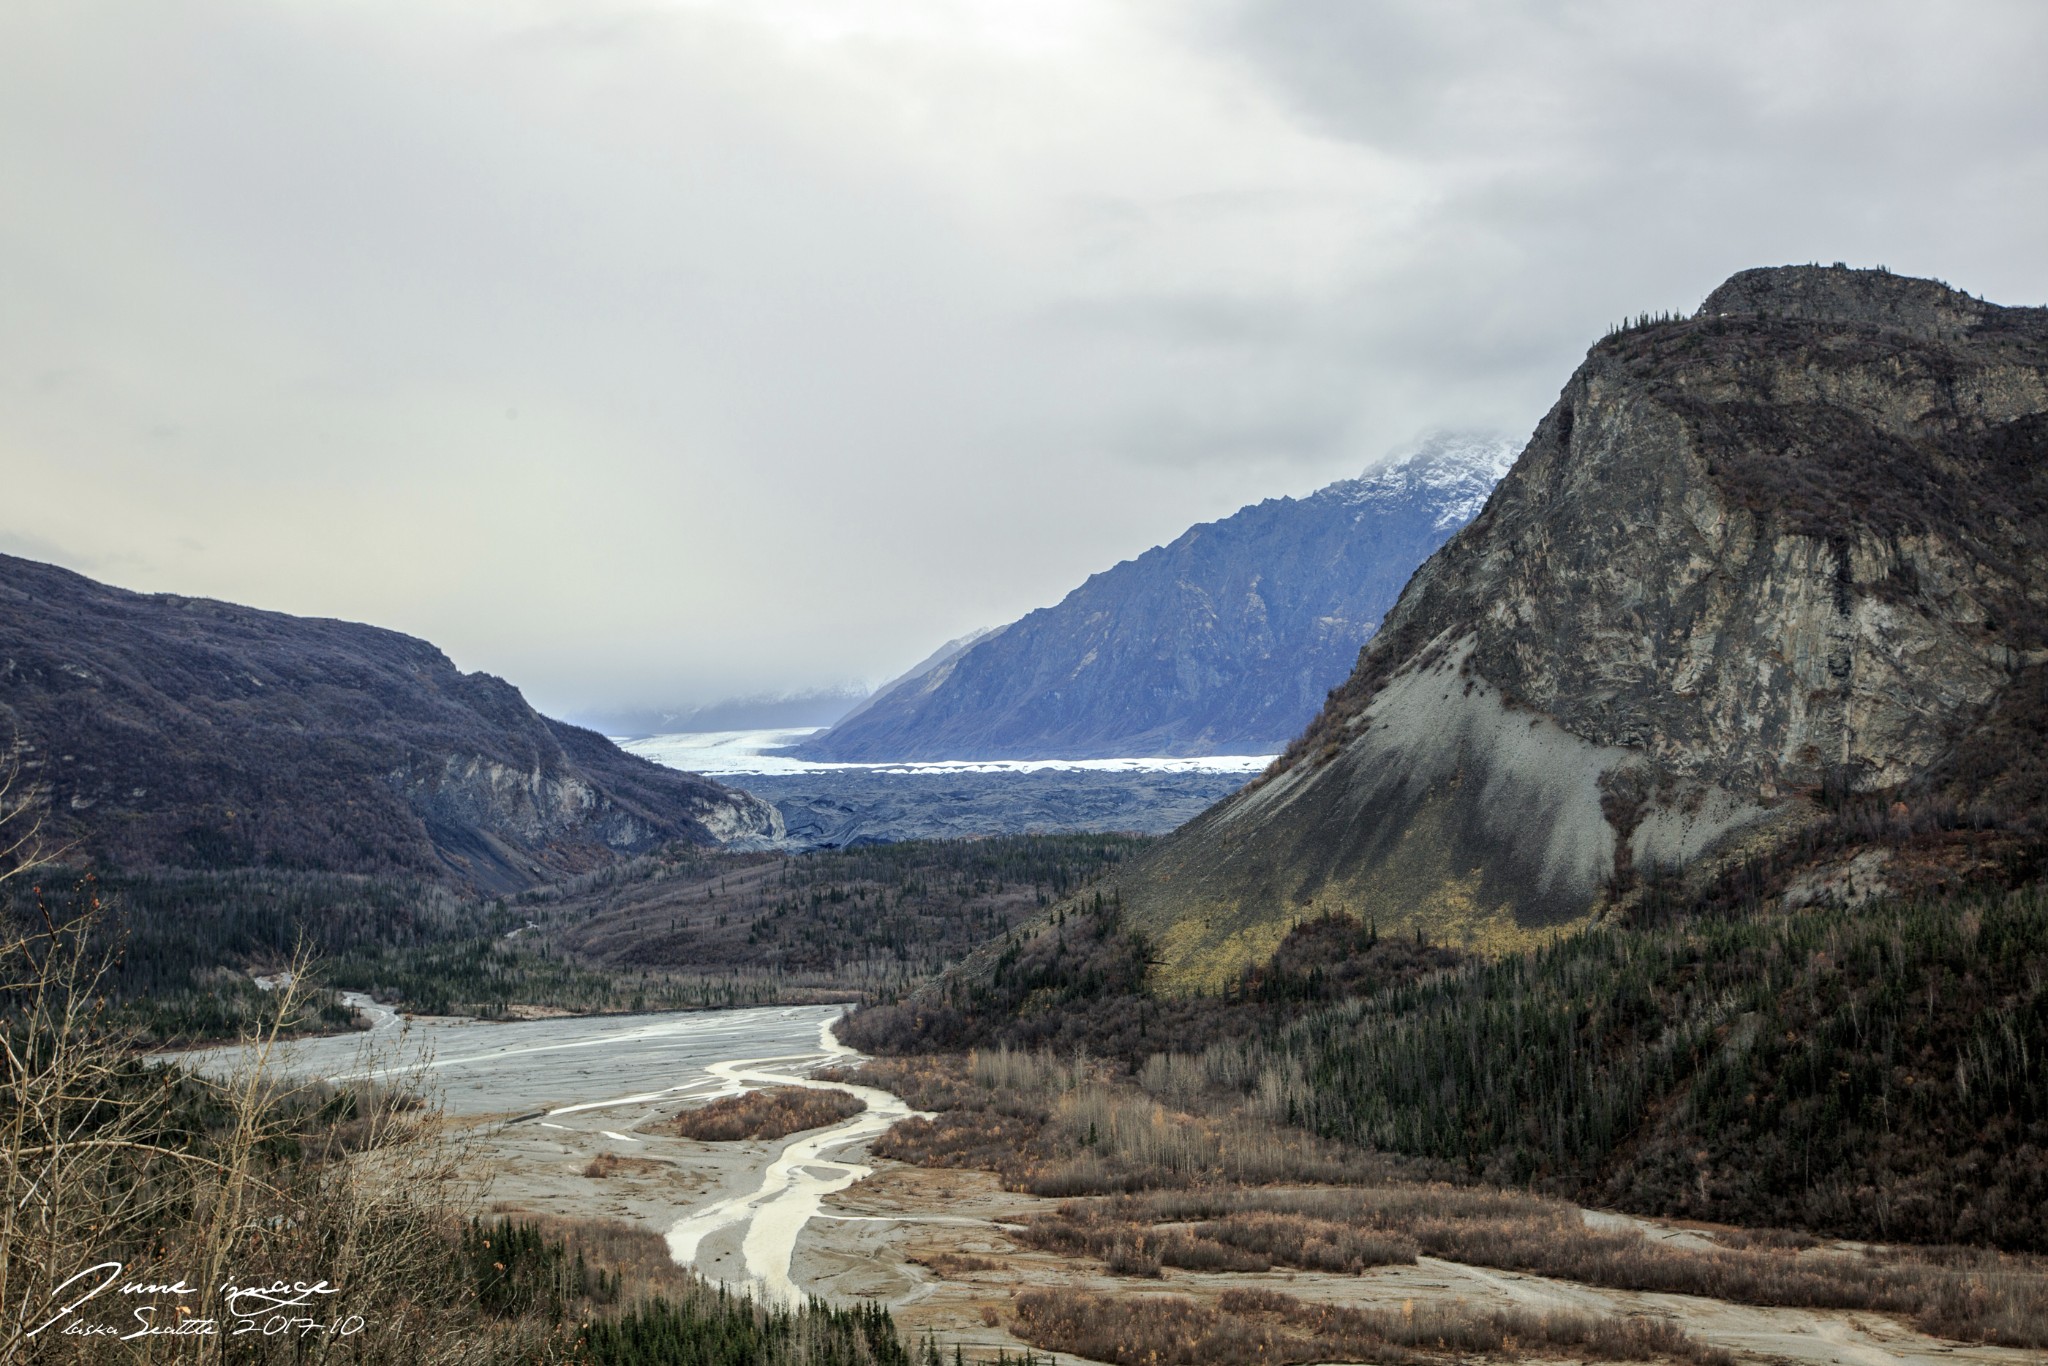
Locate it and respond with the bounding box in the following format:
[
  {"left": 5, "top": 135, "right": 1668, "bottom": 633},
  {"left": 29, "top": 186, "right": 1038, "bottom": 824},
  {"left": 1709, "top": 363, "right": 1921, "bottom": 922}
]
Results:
[{"left": 2, "top": 0, "right": 2042, "bottom": 719}]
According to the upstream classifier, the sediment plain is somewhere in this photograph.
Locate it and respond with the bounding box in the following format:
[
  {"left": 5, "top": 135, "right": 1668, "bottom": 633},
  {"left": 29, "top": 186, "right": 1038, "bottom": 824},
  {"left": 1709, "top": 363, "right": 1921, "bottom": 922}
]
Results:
[{"left": 188, "top": 1003, "right": 2046, "bottom": 1366}]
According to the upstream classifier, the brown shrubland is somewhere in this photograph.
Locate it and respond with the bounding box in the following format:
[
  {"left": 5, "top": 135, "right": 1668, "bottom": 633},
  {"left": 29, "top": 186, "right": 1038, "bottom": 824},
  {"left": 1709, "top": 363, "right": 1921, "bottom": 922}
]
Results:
[
  {"left": 508, "top": 1212, "right": 707, "bottom": 1303},
  {"left": 1015, "top": 1186, "right": 2048, "bottom": 1348},
  {"left": 583, "top": 1151, "right": 671, "bottom": 1178},
  {"left": 1009, "top": 1285, "right": 1734, "bottom": 1366},
  {"left": 846, "top": 1039, "right": 2048, "bottom": 1349},
  {"left": 910, "top": 1253, "right": 1000, "bottom": 1278},
  {"left": 672, "top": 1085, "right": 866, "bottom": 1142},
  {"left": 1017, "top": 1199, "right": 1417, "bottom": 1275},
  {"left": 843, "top": 1052, "right": 1400, "bottom": 1195}
]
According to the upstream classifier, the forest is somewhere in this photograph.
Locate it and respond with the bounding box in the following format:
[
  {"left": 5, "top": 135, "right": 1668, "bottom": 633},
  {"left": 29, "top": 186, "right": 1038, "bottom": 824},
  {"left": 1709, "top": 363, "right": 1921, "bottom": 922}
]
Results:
[
  {"left": 541, "top": 834, "right": 1149, "bottom": 998},
  {"left": 841, "top": 882, "right": 2048, "bottom": 1253},
  {"left": 0, "top": 834, "right": 1146, "bottom": 1042}
]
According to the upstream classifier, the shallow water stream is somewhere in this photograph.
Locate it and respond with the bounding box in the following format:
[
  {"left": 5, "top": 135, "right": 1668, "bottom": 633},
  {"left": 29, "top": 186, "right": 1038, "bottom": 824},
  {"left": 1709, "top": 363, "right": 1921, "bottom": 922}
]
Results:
[
  {"left": 663, "top": 1017, "right": 929, "bottom": 1305},
  {"left": 181, "top": 1002, "right": 908, "bottom": 1304}
]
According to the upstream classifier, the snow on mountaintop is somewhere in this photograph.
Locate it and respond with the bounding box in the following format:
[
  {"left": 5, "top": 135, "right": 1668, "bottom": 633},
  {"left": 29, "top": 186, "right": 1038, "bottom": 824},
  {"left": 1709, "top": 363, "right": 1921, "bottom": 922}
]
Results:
[
  {"left": 795, "top": 428, "right": 1521, "bottom": 763},
  {"left": 1329, "top": 432, "right": 1521, "bottom": 529}
]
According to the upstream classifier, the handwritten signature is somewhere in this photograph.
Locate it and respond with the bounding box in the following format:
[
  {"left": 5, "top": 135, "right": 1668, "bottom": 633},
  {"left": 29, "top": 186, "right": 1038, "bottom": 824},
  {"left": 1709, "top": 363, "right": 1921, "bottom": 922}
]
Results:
[{"left": 24, "top": 1263, "right": 365, "bottom": 1341}]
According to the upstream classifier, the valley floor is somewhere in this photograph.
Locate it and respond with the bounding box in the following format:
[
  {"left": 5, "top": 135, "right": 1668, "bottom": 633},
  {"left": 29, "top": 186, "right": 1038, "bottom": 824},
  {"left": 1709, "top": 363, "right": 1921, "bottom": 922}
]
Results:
[
  {"left": 374, "top": 1011, "right": 2045, "bottom": 1366},
  {"left": 812, "top": 1168, "right": 2041, "bottom": 1366},
  {"left": 486, "top": 1140, "right": 2044, "bottom": 1365}
]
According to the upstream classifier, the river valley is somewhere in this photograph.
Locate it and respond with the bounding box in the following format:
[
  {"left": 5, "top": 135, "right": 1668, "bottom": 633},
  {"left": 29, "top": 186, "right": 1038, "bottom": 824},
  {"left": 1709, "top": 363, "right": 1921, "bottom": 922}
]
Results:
[{"left": 184, "top": 1003, "right": 2043, "bottom": 1366}]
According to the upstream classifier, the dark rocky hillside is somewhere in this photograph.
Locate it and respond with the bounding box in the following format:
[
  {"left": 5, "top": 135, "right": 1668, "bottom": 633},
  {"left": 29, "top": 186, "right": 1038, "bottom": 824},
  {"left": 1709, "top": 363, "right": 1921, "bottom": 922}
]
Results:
[
  {"left": 0, "top": 554, "right": 779, "bottom": 891},
  {"left": 797, "top": 434, "right": 1514, "bottom": 761},
  {"left": 1112, "top": 265, "right": 2048, "bottom": 990}
]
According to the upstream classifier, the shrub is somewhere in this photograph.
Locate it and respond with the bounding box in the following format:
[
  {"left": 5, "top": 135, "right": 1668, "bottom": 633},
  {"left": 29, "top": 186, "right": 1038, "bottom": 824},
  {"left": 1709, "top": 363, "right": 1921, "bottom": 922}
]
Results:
[{"left": 674, "top": 1087, "right": 867, "bottom": 1142}]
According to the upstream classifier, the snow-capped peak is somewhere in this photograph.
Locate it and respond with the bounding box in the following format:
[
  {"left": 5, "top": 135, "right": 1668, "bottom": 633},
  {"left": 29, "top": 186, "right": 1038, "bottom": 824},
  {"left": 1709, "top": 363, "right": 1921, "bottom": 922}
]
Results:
[{"left": 1328, "top": 431, "right": 1521, "bottom": 529}]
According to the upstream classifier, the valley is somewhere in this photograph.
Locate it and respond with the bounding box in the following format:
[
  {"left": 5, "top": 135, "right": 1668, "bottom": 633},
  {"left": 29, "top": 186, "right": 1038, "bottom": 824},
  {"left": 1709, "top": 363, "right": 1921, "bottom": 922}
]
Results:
[
  {"left": 617, "top": 728, "right": 1265, "bottom": 846},
  {"left": 9, "top": 0, "right": 2045, "bottom": 1352},
  {"left": 8, "top": 264, "right": 2048, "bottom": 1364},
  {"left": 533, "top": 833, "right": 1147, "bottom": 1002},
  {"left": 179, "top": 1001, "right": 2045, "bottom": 1365}
]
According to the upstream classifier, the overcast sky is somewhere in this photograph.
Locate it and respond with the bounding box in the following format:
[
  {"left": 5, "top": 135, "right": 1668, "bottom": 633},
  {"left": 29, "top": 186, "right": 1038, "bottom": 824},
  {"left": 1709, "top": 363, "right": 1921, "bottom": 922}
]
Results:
[{"left": 4, "top": 1, "right": 2045, "bottom": 721}]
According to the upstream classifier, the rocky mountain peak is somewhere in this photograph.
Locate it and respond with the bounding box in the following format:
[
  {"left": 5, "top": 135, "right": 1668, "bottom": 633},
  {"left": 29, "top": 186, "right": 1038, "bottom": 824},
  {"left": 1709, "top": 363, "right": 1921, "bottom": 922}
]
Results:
[
  {"left": 1695, "top": 263, "right": 2004, "bottom": 340},
  {"left": 1113, "top": 265, "right": 2048, "bottom": 992}
]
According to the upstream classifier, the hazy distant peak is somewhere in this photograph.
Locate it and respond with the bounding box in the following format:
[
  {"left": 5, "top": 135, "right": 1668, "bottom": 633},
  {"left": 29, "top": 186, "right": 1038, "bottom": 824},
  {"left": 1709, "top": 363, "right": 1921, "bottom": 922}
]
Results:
[
  {"left": 831, "top": 624, "right": 1006, "bottom": 730},
  {"left": 1328, "top": 431, "right": 1520, "bottom": 529},
  {"left": 896, "top": 625, "right": 1005, "bottom": 687}
]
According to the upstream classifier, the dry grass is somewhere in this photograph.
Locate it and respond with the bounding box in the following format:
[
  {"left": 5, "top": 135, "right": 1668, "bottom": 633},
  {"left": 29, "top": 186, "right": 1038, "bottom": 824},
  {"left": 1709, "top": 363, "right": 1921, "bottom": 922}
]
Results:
[
  {"left": 582, "top": 1152, "right": 671, "bottom": 1178},
  {"left": 844, "top": 1053, "right": 1402, "bottom": 1195},
  {"left": 673, "top": 1085, "right": 866, "bottom": 1141},
  {"left": 1017, "top": 1199, "right": 1417, "bottom": 1276},
  {"left": 1010, "top": 1286, "right": 1733, "bottom": 1366},
  {"left": 1054, "top": 1187, "right": 2048, "bottom": 1348}
]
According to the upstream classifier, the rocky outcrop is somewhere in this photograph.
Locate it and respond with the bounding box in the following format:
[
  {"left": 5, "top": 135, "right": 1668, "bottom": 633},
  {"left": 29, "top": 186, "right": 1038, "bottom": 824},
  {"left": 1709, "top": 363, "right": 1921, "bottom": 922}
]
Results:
[
  {"left": 799, "top": 434, "right": 1516, "bottom": 761},
  {"left": 0, "top": 553, "right": 780, "bottom": 891},
  {"left": 1119, "top": 266, "right": 2048, "bottom": 991}
]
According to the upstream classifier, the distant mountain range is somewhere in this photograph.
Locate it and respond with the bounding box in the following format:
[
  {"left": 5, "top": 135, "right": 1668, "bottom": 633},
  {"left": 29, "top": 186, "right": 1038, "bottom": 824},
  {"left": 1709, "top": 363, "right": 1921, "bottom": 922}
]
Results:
[
  {"left": 795, "top": 434, "right": 1517, "bottom": 762},
  {"left": 0, "top": 554, "right": 780, "bottom": 892}
]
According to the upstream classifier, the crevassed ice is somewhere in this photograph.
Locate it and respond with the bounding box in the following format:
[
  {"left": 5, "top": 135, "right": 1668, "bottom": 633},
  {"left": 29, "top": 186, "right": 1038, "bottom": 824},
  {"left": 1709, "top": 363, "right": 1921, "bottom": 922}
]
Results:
[{"left": 616, "top": 728, "right": 1273, "bottom": 778}]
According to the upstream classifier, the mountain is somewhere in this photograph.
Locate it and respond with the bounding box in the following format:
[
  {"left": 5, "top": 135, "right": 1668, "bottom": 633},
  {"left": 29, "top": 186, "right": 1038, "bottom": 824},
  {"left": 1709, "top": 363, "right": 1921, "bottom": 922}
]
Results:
[
  {"left": 568, "top": 688, "right": 869, "bottom": 740},
  {"left": 0, "top": 553, "right": 781, "bottom": 892},
  {"left": 1112, "top": 265, "right": 2048, "bottom": 991},
  {"left": 822, "top": 626, "right": 1003, "bottom": 735},
  {"left": 796, "top": 434, "right": 1517, "bottom": 762}
]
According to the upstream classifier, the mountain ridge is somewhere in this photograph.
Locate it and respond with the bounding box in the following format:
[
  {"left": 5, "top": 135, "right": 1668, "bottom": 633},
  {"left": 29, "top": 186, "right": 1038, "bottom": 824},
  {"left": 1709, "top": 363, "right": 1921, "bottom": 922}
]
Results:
[
  {"left": 0, "top": 553, "right": 781, "bottom": 892},
  {"left": 797, "top": 434, "right": 1516, "bottom": 762}
]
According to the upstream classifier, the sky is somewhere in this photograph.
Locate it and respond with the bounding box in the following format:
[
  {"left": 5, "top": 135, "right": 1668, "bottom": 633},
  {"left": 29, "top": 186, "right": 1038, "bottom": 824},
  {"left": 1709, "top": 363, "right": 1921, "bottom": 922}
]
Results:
[{"left": 4, "top": 1, "right": 2045, "bottom": 723}]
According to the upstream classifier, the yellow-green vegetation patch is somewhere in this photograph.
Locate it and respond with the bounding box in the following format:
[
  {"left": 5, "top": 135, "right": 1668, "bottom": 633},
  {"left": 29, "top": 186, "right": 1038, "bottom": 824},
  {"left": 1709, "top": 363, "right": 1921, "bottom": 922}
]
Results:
[
  {"left": 1153, "top": 916, "right": 1298, "bottom": 996},
  {"left": 1135, "top": 788, "right": 1594, "bottom": 996}
]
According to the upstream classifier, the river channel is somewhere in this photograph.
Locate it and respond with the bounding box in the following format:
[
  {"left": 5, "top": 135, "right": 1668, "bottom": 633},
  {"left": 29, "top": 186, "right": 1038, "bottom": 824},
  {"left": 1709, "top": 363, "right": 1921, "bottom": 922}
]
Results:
[{"left": 183, "top": 1002, "right": 914, "bottom": 1307}]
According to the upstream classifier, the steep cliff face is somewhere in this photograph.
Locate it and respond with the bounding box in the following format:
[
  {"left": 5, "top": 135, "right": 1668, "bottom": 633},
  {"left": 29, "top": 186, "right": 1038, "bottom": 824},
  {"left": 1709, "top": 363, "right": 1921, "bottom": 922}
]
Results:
[
  {"left": 1122, "top": 266, "right": 2048, "bottom": 991},
  {"left": 0, "top": 554, "right": 781, "bottom": 891},
  {"left": 799, "top": 434, "right": 1516, "bottom": 761}
]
